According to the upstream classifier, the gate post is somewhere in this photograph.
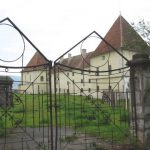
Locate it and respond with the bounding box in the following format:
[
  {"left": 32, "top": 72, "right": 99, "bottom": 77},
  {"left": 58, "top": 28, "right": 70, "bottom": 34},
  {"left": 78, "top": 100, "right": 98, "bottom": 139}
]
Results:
[{"left": 127, "top": 53, "right": 150, "bottom": 149}]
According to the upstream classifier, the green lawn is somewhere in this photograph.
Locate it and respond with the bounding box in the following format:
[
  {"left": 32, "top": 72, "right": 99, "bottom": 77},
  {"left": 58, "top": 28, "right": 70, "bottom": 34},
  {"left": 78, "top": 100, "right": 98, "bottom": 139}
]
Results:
[{"left": 0, "top": 93, "right": 132, "bottom": 143}]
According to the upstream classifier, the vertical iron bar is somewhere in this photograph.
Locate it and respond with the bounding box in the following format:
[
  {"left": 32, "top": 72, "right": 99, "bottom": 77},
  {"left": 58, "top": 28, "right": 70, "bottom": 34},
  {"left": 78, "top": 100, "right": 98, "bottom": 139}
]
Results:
[
  {"left": 42, "top": 90, "right": 45, "bottom": 144},
  {"left": 32, "top": 83, "right": 35, "bottom": 138},
  {"left": 73, "top": 84, "right": 76, "bottom": 133},
  {"left": 4, "top": 110, "right": 7, "bottom": 150},
  {"left": 126, "top": 92, "right": 130, "bottom": 126},
  {"left": 123, "top": 92, "right": 127, "bottom": 127},
  {"left": 4, "top": 88, "right": 7, "bottom": 149},
  {"left": 58, "top": 70, "right": 62, "bottom": 150},
  {"left": 25, "top": 92, "right": 27, "bottom": 131},
  {"left": 108, "top": 60, "right": 111, "bottom": 91},
  {"left": 67, "top": 84, "right": 70, "bottom": 127},
  {"left": 65, "top": 91, "right": 67, "bottom": 137},
  {"left": 80, "top": 90, "right": 83, "bottom": 127},
  {"left": 97, "top": 97, "right": 101, "bottom": 137},
  {"left": 38, "top": 85, "right": 41, "bottom": 131},
  {"left": 54, "top": 63, "right": 58, "bottom": 150},
  {"left": 46, "top": 66, "right": 49, "bottom": 150},
  {"left": 48, "top": 61, "right": 54, "bottom": 150}
]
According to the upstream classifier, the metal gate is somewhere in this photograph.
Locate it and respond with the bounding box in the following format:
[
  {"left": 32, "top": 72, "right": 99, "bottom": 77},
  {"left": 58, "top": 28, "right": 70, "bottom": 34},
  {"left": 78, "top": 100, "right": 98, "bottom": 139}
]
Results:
[
  {"left": 0, "top": 18, "right": 53, "bottom": 150},
  {"left": 0, "top": 18, "right": 137, "bottom": 150},
  {"left": 53, "top": 31, "right": 137, "bottom": 150}
]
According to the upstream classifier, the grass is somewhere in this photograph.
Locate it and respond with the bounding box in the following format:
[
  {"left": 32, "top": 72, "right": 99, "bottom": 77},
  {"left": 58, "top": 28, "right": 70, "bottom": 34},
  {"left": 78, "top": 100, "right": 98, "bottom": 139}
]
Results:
[
  {"left": 56, "top": 94, "right": 130, "bottom": 142},
  {"left": 0, "top": 93, "right": 133, "bottom": 144}
]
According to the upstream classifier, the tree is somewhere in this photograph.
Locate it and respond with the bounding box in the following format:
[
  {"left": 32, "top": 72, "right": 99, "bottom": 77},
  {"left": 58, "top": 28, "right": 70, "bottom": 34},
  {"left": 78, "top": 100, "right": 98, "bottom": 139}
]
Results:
[{"left": 131, "top": 20, "right": 150, "bottom": 54}]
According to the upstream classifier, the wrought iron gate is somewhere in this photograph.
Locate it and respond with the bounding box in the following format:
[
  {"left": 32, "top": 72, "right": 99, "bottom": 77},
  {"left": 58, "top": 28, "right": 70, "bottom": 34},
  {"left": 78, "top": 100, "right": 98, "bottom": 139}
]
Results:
[
  {"left": 0, "top": 18, "right": 53, "bottom": 150},
  {"left": 53, "top": 31, "right": 137, "bottom": 150},
  {"left": 0, "top": 18, "right": 137, "bottom": 150}
]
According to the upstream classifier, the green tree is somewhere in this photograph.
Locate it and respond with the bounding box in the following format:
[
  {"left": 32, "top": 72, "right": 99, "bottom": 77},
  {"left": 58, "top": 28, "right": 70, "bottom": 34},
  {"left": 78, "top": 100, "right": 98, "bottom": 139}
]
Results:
[{"left": 131, "top": 20, "right": 150, "bottom": 54}]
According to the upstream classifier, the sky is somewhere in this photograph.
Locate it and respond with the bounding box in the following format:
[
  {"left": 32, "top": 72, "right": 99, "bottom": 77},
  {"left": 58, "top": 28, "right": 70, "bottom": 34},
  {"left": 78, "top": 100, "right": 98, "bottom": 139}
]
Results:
[{"left": 0, "top": 0, "right": 150, "bottom": 64}]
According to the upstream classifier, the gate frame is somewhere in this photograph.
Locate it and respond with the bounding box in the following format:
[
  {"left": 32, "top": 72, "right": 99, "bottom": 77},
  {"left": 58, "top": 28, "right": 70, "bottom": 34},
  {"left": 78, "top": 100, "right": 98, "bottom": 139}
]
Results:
[
  {"left": 53, "top": 31, "right": 138, "bottom": 150},
  {"left": 0, "top": 18, "right": 53, "bottom": 150}
]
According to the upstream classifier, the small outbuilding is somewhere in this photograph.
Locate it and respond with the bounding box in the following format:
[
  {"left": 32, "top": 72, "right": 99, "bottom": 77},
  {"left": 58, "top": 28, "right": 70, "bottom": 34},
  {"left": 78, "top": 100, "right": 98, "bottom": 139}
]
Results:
[{"left": 0, "top": 76, "right": 14, "bottom": 106}]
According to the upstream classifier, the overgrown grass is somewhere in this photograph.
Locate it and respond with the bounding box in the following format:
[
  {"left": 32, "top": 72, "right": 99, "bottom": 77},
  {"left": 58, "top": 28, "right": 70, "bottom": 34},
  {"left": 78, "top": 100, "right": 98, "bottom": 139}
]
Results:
[
  {"left": 56, "top": 94, "right": 131, "bottom": 142},
  {"left": 0, "top": 93, "right": 132, "bottom": 143}
]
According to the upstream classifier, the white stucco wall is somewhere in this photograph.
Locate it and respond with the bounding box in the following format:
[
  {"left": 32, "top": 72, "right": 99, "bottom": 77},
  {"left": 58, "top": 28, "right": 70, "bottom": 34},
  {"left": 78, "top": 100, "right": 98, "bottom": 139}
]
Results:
[
  {"left": 19, "top": 69, "right": 48, "bottom": 94},
  {"left": 20, "top": 49, "right": 136, "bottom": 96}
]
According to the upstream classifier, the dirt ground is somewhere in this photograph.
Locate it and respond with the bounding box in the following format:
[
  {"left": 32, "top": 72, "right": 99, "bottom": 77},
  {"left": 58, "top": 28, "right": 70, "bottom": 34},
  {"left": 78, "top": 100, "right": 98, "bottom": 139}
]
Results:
[{"left": 0, "top": 127, "right": 133, "bottom": 150}]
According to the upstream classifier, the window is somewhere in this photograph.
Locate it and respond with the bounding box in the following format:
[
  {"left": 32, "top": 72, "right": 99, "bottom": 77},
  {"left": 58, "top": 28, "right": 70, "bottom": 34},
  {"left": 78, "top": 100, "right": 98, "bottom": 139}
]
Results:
[
  {"left": 88, "top": 88, "right": 91, "bottom": 93},
  {"left": 67, "top": 72, "right": 69, "bottom": 76},
  {"left": 40, "top": 76, "right": 44, "bottom": 82},
  {"left": 89, "top": 79, "right": 91, "bottom": 83},
  {"left": 88, "top": 69, "right": 91, "bottom": 74},
  {"left": 72, "top": 72, "right": 74, "bottom": 76}
]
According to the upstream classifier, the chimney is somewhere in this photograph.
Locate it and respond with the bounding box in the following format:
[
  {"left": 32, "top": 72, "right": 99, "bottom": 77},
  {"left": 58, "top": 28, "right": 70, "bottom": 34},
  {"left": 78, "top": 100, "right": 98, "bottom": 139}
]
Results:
[
  {"left": 68, "top": 53, "right": 72, "bottom": 63},
  {"left": 81, "top": 49, "right": 87, "bottom": 57},
  {"left": 60, "top": 56, "right": 64, "bottom": 63}
]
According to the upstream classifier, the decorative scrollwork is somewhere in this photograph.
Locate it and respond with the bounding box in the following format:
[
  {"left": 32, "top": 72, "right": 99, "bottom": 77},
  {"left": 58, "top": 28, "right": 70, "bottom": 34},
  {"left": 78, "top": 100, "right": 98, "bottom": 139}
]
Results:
[
  {"left": 0, "top": 92, "right": 24, "bottom": 128},
  {"left": 0, "top": 23, "right": 25, "bottom": 62}
]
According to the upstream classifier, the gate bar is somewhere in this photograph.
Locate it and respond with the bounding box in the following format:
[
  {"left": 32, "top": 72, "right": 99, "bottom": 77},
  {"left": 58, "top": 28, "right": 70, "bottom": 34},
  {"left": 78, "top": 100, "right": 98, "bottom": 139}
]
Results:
[{"left": 55, "top": 31, "right": 129, "bottom": 63}]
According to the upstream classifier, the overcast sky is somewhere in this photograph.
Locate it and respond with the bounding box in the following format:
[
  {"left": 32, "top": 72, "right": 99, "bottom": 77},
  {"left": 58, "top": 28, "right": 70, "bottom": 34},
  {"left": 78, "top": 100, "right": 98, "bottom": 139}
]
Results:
[{"left": 0, "top": 0, "right": 150, "bottom": 63}]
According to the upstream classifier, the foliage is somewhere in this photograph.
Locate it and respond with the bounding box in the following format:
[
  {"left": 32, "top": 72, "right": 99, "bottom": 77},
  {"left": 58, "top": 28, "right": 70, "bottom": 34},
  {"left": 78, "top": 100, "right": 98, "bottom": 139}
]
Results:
[
  {"left": 131, "top": 20, "right": 150, "bottom": 54},
  {"left": 132, "top": 20, "right": 150, "bottom": 46}
]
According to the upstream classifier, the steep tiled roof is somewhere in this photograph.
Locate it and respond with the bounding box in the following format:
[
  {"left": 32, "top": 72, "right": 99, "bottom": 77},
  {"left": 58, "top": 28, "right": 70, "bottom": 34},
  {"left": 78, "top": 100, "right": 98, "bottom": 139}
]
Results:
[
  {"left": 23, "top": 52, "right": 49, "bottom": 71},
  {"left": 26, "top": 51, "right": 48, "bottom": 67},
  {"left": 92, "top": 15, "right": 149, "bottom": 57}
]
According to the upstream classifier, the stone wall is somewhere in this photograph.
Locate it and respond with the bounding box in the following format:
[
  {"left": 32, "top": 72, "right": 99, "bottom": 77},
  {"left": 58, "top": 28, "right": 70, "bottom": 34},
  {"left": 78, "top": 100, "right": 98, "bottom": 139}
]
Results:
[{"left": 128, "top": 53, "right": 150, "bottom": 149}]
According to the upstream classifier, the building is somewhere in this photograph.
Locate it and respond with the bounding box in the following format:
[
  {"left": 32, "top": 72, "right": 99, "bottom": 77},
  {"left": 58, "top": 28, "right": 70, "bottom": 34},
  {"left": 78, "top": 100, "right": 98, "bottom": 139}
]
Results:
[
  {"left": 18, "top": 51, "right": 49, "bottom": 94},
  {"left": 19, "top": 15, "right": 149, "bottom": 96},
  {"left": 53, "top": 15, "right": 149, "bottom": 97}
]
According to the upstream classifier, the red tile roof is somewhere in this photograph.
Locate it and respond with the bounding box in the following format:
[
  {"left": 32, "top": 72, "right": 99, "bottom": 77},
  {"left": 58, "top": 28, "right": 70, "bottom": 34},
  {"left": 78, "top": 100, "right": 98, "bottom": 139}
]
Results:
[
  {"left": 23, "top": 51, "right": 49, "bottom": 71},
  {"left": 92, "top": 15, "right": 148, "bottom": 57},
  {"left": 26, "top": 52, "right": 48, "bottom": 67},
  {"left": 59, "top": 51, "right": 93, "bottom": 69},
  {"left": 24, "top": 16, "right": 149, "bottom": 71}
]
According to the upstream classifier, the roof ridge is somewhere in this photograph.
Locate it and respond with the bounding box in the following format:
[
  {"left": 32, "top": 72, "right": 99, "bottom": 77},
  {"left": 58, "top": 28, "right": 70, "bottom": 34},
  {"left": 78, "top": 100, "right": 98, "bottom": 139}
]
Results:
[{"left": 91, "top": 15, "right": 147, "bottom": 57}]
